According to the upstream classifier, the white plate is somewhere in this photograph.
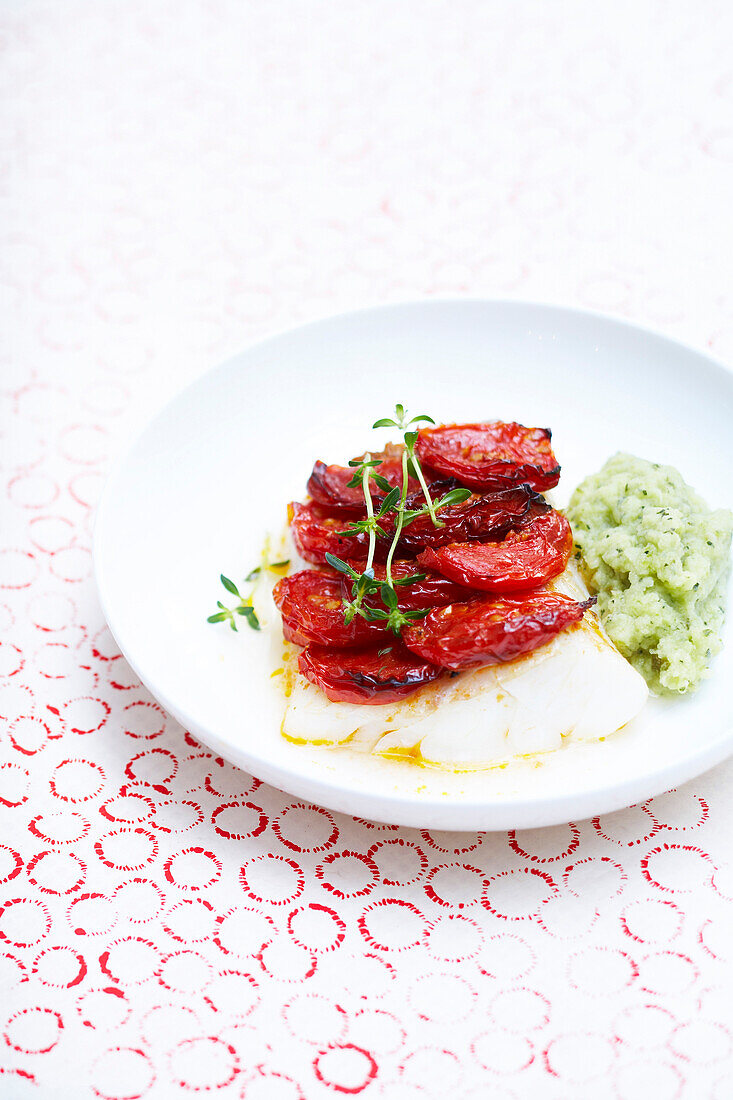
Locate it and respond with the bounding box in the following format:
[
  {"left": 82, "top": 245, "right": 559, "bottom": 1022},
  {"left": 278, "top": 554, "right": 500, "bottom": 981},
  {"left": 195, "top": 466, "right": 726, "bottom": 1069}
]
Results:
[{"left": 93, "top": 300, "right": 733, "bottom": 830}]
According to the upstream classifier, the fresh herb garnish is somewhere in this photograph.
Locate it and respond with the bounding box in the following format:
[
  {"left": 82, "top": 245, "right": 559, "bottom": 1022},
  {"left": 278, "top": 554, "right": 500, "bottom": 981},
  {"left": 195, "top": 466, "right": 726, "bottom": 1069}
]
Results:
[
  {"left": 394, "top": 571, "right": 426, "bottom": 585},
  {"left": 207, "top": 573, "right": 261, "bottom": 631},
  {"left": 330, "top": 404, "right": 470, "bottom": 636}
]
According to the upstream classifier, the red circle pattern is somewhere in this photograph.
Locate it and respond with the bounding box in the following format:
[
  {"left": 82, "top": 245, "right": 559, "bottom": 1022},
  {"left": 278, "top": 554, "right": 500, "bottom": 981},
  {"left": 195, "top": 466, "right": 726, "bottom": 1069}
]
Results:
[{"left": 2, "top": 8, "right": 731, "bottom": 1096}]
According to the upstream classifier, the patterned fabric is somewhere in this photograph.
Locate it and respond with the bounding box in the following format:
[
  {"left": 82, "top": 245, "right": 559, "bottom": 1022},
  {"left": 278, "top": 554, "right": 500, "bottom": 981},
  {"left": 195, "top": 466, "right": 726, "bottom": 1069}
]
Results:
[{"left": 2, "top": 1, "right": 732, "bottom": 1097}]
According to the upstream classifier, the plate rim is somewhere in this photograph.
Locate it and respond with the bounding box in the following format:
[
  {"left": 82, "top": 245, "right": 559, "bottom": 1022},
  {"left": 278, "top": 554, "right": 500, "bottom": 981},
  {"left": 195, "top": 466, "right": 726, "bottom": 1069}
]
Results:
[{"left": 93, "top": 296, "right": 733, "bottom": 830}]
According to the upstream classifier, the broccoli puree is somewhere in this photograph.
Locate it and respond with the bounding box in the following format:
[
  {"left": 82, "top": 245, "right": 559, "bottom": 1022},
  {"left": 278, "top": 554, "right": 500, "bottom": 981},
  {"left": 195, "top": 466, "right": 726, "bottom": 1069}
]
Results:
[{"left": 567, "top": 453, "right": 732, "bottom": 694}]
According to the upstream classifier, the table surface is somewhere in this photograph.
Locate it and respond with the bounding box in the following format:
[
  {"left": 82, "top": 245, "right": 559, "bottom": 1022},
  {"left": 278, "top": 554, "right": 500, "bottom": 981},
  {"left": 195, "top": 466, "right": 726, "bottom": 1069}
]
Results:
[{"left": 3, "top": 1, "right": 733, "bottom": 1097}]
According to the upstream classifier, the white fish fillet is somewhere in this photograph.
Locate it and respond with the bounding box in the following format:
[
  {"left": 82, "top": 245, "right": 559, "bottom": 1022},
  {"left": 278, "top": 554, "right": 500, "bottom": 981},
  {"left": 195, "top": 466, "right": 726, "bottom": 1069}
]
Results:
[{"left": 278, "top": 561, "right": 649, "bottom": 769}]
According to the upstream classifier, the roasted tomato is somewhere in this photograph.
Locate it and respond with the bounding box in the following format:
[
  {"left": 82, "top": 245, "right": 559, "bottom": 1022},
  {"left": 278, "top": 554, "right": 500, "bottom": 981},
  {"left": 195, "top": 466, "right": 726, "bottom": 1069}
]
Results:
[
  {"left": 415, "top": 421, "right": 560, "bottom": 492},
  {"left": 289, "top": 501, "right": 371, "bottom": 565},
  {"left": 273, "top": 570, "right": 386, "bottom": 648},
  {"left": 298, "top": 642, "right": 442, "bottom": 704},
  {"left": 417, "top": 509, "right": 573, "bottom": 592},
  {"left": 402, "top": 590, "right": 594, "bottom": 669},
  {"left": 383, "top": 485, "right": 547, "bottom": 555},
  {"left": 515, "top": 491, "right": 554, "bottom": 528},
  {"left": 292, "top": 484, "right": 545, "bottom": 564},
  {"left": 339, "top": 558, "right": 477, "bottom": 611},
  {"left": 307, "top": 443, "right": 420, "bottom": 513},
  {"left": 306, "top": 462, "right": 370, "bottom": 513}
]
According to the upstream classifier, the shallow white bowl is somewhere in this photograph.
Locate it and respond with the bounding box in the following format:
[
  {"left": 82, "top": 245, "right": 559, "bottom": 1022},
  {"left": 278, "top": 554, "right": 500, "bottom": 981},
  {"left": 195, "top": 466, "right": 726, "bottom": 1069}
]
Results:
[{"left": 93, "top": 300, "right": 733, "bottom": 829}]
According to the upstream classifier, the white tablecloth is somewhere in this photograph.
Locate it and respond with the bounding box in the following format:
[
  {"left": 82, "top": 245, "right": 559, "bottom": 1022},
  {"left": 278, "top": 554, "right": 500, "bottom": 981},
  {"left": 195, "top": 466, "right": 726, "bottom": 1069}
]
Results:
[{"left": 2, "top": 1, "right": 733, "bottom": 1096}]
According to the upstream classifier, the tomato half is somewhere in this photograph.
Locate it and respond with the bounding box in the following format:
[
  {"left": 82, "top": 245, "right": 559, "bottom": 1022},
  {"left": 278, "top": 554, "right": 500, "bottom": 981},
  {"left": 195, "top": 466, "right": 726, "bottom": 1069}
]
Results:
[
  {"left": 298, "top": 642, "right": 442, "bottom": 704},
  {"left": 273, "top": 570, "right": 386, "bottom": 647},
  {"left": 289, "top": 501, "right": 371, "bottom": 565},
  {"left": 339, "top": 558, "right": 477, "bottom": 611},
  {"left": 514, "top": 492, "right": 553, "bottom": 528},
  {"left": 415, "top": 422, "right": 560, "bottom": 491},
  {"left": 417, "top": 509, "right": 573, "bottom": 592},
  {"left": 307, "top": 443, "right": 419, "bottom": 513},
  {"left": 306, "top": 463, "right": 369, "bottom": 513},
  {"left": 402, "top": 590, "right": 593, "bottom": 669},
  {"left": 382, "top": 484, "right": 545, "bottom": 554}
]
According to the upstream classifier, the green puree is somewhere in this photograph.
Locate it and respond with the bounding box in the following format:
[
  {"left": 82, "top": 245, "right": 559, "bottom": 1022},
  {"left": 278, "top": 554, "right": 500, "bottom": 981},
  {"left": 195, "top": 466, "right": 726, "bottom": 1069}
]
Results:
[{"left": 567, "top": 453, "right": 732, "bottom": 694}]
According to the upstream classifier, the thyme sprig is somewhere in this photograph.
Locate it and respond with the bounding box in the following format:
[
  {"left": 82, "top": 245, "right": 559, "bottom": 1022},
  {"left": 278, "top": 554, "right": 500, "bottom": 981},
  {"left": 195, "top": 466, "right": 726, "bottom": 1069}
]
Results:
[
  {"left": 207, "top": 574, "right": 261, "bottom": 632},
  {"left": 345, "top": 456, "right": 392, "bottom": 494},
  {"left": 333, "top": 455, "right": 401, "bottom": 626},
  {"left": 329, "top": 404, "right": 471, "bottom": 636},
  {"left": 372, "top": 405, "right": 444, "bottom": 526},
  {"left": 207, "top": 557, "right": 291, "bottom": 632}
]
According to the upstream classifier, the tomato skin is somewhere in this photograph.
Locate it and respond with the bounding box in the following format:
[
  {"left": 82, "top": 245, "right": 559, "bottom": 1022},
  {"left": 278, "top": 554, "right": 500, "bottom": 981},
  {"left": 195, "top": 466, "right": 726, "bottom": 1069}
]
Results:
[
  {"left": 514, "top": 492, "right": 553, "bottom": 529},
  {"left": 306, "top": 462, "right": 369, "bottom": 513},
  {"left": 402, "top": 590, "right": 594, "bottom": 669},
  {"left": 273, "top": 570, "right": 386, "bottom": 647},
  {"left": 281, "top": 616, "right": 314, "bottom": 647},
  {"left": 382, "top": 485, "right": 546, "bottom": 555},
  {"left": 290, "top": 486, "right": 543, "bottom": 565},
  {"left": 289, "top": 501, "right": 371, "bottom": 565},
  {"left": 415, "top": 422, "right": 560, "bottom": 492},
  {"left": 306, "top": 444, "right": 420, "bottom": 513},
  {"left": 339, "top": 558, "right": 477, "bottom": 611},
  {"left": 298, "top": 643, "right": 442, "bottom": 704},
  {"left": 417, "top": 509, "right": 573, "bottom": 593}
]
